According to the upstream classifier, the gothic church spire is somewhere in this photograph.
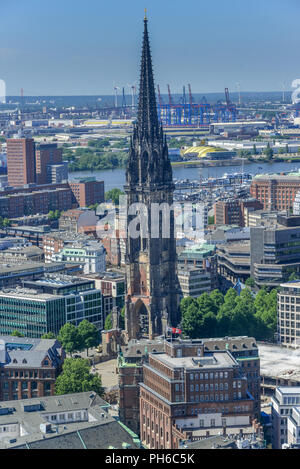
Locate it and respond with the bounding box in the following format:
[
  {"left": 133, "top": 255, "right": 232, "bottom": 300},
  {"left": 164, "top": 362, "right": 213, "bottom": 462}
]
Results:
[{"left": 137, "top": 15, "right": 160, "bottom": 141}]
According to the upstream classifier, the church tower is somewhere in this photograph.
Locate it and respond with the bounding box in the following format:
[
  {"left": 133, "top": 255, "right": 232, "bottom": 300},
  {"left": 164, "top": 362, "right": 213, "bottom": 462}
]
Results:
[{"left": 124, "top": 15, "right": 178, "bottom": 340}]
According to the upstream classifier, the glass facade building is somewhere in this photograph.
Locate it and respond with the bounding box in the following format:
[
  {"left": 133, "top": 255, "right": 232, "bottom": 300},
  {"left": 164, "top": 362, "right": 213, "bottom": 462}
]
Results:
[{"left": 0, "top": 276, "right": 103, "bottom": 337}]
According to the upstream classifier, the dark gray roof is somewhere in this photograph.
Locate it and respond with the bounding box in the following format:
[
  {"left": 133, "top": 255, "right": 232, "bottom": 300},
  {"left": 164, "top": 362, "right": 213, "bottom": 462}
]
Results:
[
  {"left": 122, "top": 338, "right": 165, "bottom": 359},
  {"left": 0, "top": 336, "right": 63, "bottom": 368},
  {"left": 0, "top": 392, "right": 141, "bottom": 449},
  {"left": 202, "top": 336, "right": 258, "bottom": 353},
  {"left": 17, "top": 421, "right": 140, "bottom": 449}
]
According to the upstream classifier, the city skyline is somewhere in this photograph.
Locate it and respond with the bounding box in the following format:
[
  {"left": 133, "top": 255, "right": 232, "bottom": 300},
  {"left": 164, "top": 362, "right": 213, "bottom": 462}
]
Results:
[{"left": 1, "top": 0, "right": 300, "bottom": 96}]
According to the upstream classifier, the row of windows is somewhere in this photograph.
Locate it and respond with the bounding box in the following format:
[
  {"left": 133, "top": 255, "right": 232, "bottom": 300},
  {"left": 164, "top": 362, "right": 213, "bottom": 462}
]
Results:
[
  {"left": 1, "top": 369, "right": 51, "bottom": 378},
  {"left": 46, "top": 411, "right": 86, "bottom": 422},
  {"left": 186, "top": 393, "right": 242, "bottom": 403},
  {"left": 187, "top": 382, "right": 231, "bottom": 392},
  {"left": 189, "top": 372, "right": 229, "bottom": 381}
]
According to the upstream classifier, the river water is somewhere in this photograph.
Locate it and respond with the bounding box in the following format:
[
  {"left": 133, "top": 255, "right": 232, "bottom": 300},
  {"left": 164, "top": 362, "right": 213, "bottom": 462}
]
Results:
[{"left": 69, "top": 160, "right": 300, "bottom": 192}]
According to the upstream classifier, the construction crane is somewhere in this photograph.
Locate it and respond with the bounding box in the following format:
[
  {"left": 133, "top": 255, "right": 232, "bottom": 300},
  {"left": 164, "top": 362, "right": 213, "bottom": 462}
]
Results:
[
  {"left": 113, "top": 86, "right": 120, "bottom": 108},
  {"left": 236, "top": 82, "right": 241, "bottom": 105},
  {"left": 182, "top": 86, "right": 187, "bottom": 106},
  {"left": 157, "top": 84, "right": 163, "bottom": 106},
  {"left": 121, "top": 87, "right": 126, "bottom": 109},
  {"left": 224, "top": 87, "right": 231, "bottom": 109},
  {"left": 188, "top": 84, "right": 194, "bottom": 106},
  {"left": 127, "top": 83, "right": 136, "bottom": 108},
  {"left": 167, "top": 84, "right": 173, "bottom": 106}
]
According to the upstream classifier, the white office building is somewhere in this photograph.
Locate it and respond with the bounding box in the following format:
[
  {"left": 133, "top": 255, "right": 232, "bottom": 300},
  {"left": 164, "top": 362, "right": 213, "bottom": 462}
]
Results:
[
  {"left": 271, "top": 386, "right": 300, "bottom": 448},
  {"left": 52, "top": 240, "right": 106, "bottom": 274}
]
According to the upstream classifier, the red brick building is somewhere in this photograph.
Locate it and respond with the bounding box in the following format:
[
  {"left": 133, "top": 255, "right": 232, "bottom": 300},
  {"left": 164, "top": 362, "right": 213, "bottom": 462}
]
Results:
[
  {"left": 214, "top": 198, "right": 263, "bottom": 227},
  {"left": 0, "top": 336, "right": 65, "bottom": 401},
  {"left": 35, "top": 143, "right": 62, "bottom": 185},
  {"left": 0, "top": 183, "right": 75, "bottom": 219},
  {"left": 250, "top": 174, "right": 300, "bottom": 211},
  {"left": 7, "top": 138, "right": 36, "bottom": 187},
  {"left": 139, "top": 338, "right": 257, "bottom": 449},
  {"left": 69, "top": 179, "right": 104, "bottom": 208}
]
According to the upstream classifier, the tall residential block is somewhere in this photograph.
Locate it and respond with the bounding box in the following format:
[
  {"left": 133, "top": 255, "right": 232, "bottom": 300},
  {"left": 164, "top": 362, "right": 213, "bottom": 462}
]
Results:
[
  {"left": 6, "top": 138, "right": 36, "bottom": 187},
  {"left": 35, "top": 143, "right": 63, "bottom": 185}
]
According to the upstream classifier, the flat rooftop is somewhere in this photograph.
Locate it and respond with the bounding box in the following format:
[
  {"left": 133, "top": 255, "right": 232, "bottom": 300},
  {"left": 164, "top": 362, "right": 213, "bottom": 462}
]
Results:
[
  {"left": 259, "top": 344, "right": 300, "bottom": 380},
  {"left": 280, "top": 281, "right": 300, "bottom": 289},
  {"left": 0, "top": 262, "right": 45, "bottom": 274},
  {"left": 0, "top": 287, "right": 60, "bottom": 301},
  {"left": 254, "top": 172, "right": 300, "bottom": 181},
  {"left": 152, "top": 351, "right": 238, "bottom": 370},
  {"left": 277, "top": 387, "right": 300, "bottom": 395},
  {"left": 28, "top": 274, "right": 93, "bottom": 287}
]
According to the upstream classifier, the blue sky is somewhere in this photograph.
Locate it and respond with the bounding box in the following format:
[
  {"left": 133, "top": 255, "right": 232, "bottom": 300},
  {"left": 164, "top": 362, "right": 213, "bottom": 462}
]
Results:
[{"left": 0, "top": 0, "right": 300, "bottom": 95}]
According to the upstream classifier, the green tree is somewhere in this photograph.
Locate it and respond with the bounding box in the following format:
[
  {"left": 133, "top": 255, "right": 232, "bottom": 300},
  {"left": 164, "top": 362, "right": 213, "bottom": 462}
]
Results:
[
  {"left": 288, "top": 271, "right": 300, "bottom": 282},
  {"left": 196, "top": 292, "right": 217, "bottom": 315},
  {"left": 41, "top": 332, "right": 56, "bottom": 339},
  {"left": 208, "top": 215, "right": 215, "bottom": 225},
  {"left": 104, "top": 314, "right": 113, "bottom": 330},
  {"left": 264, "top": 143, "right": 273, "bottom": 160},
  {"left": 181, "top": 302, "right": 202, "bottom": 338},
  {"left": 77, "top": 320, "right": 100, "bottom": 356},
  {"left": 55, "top": 358, "right": 104, "bottom": 396},
  {"left": 180, "top": 296, "right": 197, "bottom": 315},
  {"left": 57, "top": 323, "right": 80, "bottom": 356},
  {"left": 254, "top": 288, "right": 277, "bottom": 339},
  {"left": 2, "top": 218, "right": 11, "bottom": 227},
  {"left": 216, "top": 288, "right": 238, "bottom": 336},
  {"left": 201, "top": 311, "right": 218, "bottom": 338},
  {"left": 88, "top": 203, "right": 99, "bottom": 211},
  {"left": 0, "top": 217, "right": 11, "bottom": 228},
  {"left": 105, "top": 188, "right": 124, "bottom": 206},
  {"left": 11, "top": 330, "right": 24, "bottom": 337},
  {"left": 229, "top": 288, "right": 256, "bottom": 337},
  {"left": 48, "top": 210, "right": 61, "bottom": 220},
  {"left": 210, "top": 289, "right": 224, "bottom": 311},
  {"left": 245, "top": 277, "right": 255, "bottom": 288}
]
